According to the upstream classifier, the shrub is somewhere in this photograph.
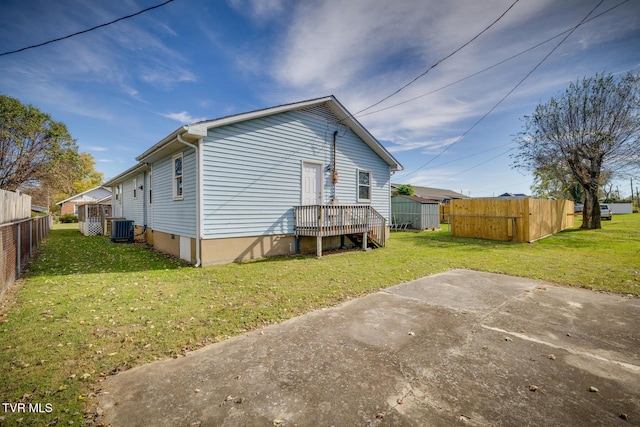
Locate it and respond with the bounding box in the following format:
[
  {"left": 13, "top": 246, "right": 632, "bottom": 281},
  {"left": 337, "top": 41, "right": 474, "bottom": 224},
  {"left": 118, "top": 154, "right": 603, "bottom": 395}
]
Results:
[
  {"left": 396, "top": 184, "right": 415, "bottom": 196},
  {"left": 59, "top": 214, "right": 78, "bottom": 223}
]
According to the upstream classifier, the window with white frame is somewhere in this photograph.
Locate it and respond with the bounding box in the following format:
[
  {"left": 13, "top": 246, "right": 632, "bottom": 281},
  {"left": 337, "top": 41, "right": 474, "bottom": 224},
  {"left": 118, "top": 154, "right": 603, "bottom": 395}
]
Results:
[
  {"left": 357, "top": 169, "right": 371, "bottom": 201},
  {"left": 115, "top": 184, "right": 122, "bottom": 201},
  {"left": 173, "top": 153, "right": 183, "bottom": 200},
  {"left": 133, "top": 178, "right": 137, "bottom": 199},
  {"left": 148, "top": 170, "right": 152, "bottom": 205}
]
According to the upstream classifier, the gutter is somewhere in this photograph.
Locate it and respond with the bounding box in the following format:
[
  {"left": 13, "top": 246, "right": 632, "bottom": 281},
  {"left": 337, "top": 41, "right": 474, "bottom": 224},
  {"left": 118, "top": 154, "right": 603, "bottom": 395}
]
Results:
[{"left": 176, "top": 132, "right": 202, "bottom": 267}]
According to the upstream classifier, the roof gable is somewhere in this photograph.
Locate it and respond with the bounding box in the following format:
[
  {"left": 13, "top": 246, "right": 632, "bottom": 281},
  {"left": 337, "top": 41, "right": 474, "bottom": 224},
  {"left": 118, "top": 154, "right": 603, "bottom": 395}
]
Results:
[
  {"left": 136, "top": 96, "right": 402, "bottom": 171},
  {"left": 56, "top": 186, "right": 111, "bottom": 205}
]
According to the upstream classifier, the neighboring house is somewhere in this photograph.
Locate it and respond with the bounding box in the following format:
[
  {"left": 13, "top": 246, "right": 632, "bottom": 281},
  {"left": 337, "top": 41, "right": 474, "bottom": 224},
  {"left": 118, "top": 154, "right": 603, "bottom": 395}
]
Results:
[
  {"left": 56, "top": 186, "right": 112, "bottom": 215},
  {"left": 104, "top": 96, "right": 403, "bottom": 265},
  {"left": 31, "top": 205, "right": 48, "bottom": 215},
  {"left": 391, "top": 184, "right": 468, "bottom": 204},
  {"left": 497, "top": 192, "right": 529, "bottom": 199},
  {"left": 608, "top": 203, "right": 633, "bottom": 214}
]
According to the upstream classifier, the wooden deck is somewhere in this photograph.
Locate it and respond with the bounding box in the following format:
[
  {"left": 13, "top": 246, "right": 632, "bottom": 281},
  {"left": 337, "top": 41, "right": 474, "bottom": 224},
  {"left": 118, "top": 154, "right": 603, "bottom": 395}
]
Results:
[{"left": 294, "top": 205, "right": 386, "bottom": 257}]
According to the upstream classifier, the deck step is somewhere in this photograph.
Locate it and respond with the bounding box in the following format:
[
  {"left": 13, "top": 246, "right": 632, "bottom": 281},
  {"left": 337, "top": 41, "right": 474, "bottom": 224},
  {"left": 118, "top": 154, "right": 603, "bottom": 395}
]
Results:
[{"left": 345, "top": 233, "right": 382, "bottom": 249}]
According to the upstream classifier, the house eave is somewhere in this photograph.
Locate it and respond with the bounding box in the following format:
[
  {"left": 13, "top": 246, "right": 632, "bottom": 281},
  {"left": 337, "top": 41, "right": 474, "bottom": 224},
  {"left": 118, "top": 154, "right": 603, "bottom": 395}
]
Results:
[
  {"left": 323, "top": 97, "right": 403, "bottom": 172},
  {"left": 197, "top": 97, "right": 335, "bottom": 131},
  {"left": 103, "top": 163, "right": 149, "bottom": 187},
  {"left": 135, "top": 126, "right": 204, "bottom": 164},
  {"left": 55, "top": 185, "right": 111, "bottom": 206},
  {"left": 109, "top": 95, "right": 402, "bottom": 185}
]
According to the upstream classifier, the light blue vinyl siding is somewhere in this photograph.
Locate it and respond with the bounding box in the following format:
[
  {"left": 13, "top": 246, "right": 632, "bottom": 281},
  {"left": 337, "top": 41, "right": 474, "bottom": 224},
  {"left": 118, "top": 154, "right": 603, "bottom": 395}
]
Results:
[
  {"left": 146, "top": 170, "right": 153, "bottom": 230},
  {"left": 201, "top": 109, "right": 391, "bottom": 239},
  {"left": 150, "top": 148, "right": 197, "bottom": 237},
  {"left": 120, "top": 173, "right": 145, "bottom": 226},
  {"left": 131, "top": 173, "right": 145, "bottom": 225},
  {"left": 332, "top": 128, "right": 391, "bottom": 219}
]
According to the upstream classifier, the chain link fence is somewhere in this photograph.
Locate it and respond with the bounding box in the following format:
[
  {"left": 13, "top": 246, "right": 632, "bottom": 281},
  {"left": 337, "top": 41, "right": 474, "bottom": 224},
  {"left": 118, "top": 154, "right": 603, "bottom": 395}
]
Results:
[{"left": 0, "top": 216, "right": 51, "bottom": 300}]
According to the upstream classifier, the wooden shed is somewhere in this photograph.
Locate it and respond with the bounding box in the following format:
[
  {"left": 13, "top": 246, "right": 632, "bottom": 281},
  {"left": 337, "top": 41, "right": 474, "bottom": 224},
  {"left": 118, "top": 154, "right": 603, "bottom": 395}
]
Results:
[{"left": 391, "top": 195, "right": 440, "bottom": 230}]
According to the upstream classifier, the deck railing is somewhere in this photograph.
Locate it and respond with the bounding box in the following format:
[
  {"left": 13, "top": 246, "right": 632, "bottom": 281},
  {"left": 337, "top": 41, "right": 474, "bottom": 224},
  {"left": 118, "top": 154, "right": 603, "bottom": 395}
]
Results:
[
  {"left": 294, "top": 205, "right": 386, "bottom": 251},
  {"left": 368, "top": 207, "right": 387, "bottom": 248}
]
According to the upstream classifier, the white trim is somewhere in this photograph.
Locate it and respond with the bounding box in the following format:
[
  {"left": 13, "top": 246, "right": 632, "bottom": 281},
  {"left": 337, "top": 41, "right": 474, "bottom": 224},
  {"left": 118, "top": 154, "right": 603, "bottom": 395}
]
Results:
[
  {"left": 104, "top": 163, "right": 148, "bottom": 187},
  {"left": 357, "top": 169, "right": 372, "bottom": 202},
  {"left": 172, "top": 152, "right": 184, "bottom": 201},
  {"left": 55, "top": 185, "right": 111, "bottom": 205},
  {"left": 147, "top": 167, "right": 153, "bottom": 206},
  {"left": 133, "top": 178, "right": 138, "bottom": 200}
]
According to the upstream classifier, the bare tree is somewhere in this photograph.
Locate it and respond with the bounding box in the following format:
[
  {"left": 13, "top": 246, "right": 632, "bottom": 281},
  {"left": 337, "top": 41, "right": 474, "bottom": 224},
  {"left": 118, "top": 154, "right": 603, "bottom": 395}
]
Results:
[
  {"left": 513, "top": 72, "right": 640, "bottom": 229},
  {"left": 0, "top": 94, "right": 78, "bottom": 191}
]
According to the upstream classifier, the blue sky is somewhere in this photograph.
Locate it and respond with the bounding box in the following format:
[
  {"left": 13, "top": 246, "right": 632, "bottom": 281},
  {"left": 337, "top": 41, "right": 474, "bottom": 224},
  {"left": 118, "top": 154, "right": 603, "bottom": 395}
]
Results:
[{"left": 1, "top": 0, "right": 639, "bottom": 197}]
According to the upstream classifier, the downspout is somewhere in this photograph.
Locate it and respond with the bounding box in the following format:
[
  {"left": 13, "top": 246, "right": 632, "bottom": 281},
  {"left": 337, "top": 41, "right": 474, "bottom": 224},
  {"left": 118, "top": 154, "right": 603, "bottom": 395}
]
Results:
[
  {"left": 331, "top": 130, "right": 339, "bottom": 204},
  {"left": 197, "top": 137, "right": 204, "bottom": 264},
  {"left": 176, "top": 133, "right": 202, "bottom": 267}
]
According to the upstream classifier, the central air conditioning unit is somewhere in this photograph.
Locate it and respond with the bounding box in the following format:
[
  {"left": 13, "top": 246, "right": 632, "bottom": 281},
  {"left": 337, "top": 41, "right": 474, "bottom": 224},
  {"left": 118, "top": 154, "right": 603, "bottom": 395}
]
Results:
[{"left": 110, "top": 220, "right": 134, "bottom": 243}]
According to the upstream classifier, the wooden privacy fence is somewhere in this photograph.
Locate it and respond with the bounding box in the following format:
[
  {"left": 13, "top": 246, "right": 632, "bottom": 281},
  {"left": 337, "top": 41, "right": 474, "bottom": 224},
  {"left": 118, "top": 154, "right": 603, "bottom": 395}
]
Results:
[
  {"left": 0, "top": 190, "right": 31, "bottom": 223},
  {"left": 448, "top": 198, "right": 574, "bottom": 242},
  {"left": 440, "top": 204, "right": 450, "bottom": 222}
]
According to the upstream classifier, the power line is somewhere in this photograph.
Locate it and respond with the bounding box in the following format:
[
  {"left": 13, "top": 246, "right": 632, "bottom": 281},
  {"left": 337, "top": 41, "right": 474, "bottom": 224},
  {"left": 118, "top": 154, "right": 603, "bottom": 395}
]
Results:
[
  {"left": 0, "top": 0, "right": 175, "bottom": 57},
  {"left": 397, "top": 0, "right": 607, "bottom": 180},
  {"left": 351, "top": 0, "right": 520, "bottom": 117},
  {"left": 426, "top": 141, "right": 516, "bottom": 169},
  {"left": 423, "top": 147, "right": 517, "bottom": 187},
  {"left": 356, "top": 0, "right": 631, "bottom": 120}
]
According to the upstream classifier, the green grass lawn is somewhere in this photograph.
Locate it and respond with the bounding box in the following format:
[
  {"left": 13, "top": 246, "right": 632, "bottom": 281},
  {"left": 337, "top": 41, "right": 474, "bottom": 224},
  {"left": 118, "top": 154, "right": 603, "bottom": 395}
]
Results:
[{"left": 1, "top": 215, "right": 639, "bottom": 426}]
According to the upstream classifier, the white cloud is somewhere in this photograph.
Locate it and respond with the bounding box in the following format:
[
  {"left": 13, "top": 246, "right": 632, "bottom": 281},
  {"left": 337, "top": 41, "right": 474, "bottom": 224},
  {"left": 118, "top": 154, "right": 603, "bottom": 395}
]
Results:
[
  {"left": 387, "top": 136, "right": 461, "bottom": 155},
  {"left": 161, "top": 111, "right": 208, "bottom": 124},
  {"left": 266, "top": 0, "right": 640, "bottom": 159},
  {"left": 2, "top": 0, "right": 638, "bottom": 198},
  {"left": 401, "top": 169, "right": 464, "bottom": 188},
  {"left": 140, "top": 67, "right": 197, "bottom": 88},
  {"left": 85, "top": 145, "right": 109, "bottom": 152},
  {"left": 0, "top": 0, "right": 198, "bottom": 120},
  {"left": 227, "top": 0, "right": 285, "bottom": 22}
]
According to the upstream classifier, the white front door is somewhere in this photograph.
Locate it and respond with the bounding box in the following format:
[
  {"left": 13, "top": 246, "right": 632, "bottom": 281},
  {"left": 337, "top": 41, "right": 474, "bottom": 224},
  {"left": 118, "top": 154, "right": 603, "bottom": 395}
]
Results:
[{"left": 302, "top": 162, "right": 322, "bottom": 205}]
